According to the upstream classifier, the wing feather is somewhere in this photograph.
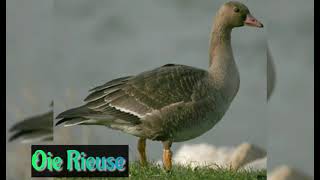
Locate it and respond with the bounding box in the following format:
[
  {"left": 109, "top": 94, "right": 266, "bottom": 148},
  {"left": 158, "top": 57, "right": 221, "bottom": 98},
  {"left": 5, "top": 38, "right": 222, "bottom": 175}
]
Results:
[
  {"left": 56, "top": 64, "right": 208, "bottom": 127},
  {"left": 89, "top": 76, "right": 132, "bottom": 92}
]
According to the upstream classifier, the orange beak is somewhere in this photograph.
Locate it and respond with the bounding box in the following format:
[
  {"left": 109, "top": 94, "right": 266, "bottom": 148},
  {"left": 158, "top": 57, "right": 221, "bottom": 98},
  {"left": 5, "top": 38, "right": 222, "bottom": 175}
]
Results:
[{"left": 244, "top": 14, "right": 264, "bottom": 28}]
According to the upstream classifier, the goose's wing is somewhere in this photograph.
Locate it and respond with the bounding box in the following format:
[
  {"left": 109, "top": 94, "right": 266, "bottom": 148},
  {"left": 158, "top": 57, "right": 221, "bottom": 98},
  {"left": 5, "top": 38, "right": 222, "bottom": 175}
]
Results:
[
  {"left": 56, "top": 64, "right": 208, "bottom": 126},
  {"left": 9, "top": 111, "right": 53, "bottom": 142}
]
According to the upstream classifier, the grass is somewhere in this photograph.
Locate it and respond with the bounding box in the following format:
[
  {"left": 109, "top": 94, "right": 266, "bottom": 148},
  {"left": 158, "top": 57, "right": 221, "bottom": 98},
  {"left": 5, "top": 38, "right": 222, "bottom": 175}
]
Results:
[{"left": 55, "top": 162, "right": 267, "bottom": 180}]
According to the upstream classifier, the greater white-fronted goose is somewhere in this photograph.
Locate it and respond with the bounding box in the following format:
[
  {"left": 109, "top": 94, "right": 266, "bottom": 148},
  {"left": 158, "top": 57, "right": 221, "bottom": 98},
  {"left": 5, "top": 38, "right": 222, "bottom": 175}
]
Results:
[
  {"left": 56, "top": 1, "right": 263, "bottom": 171},
  {"left": 9, "top": 101, "right": 53, "bottom": 143}
]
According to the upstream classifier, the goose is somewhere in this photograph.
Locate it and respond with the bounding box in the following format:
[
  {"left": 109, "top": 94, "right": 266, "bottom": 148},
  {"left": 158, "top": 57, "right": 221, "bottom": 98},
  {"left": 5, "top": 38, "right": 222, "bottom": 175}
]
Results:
[
  {"left": 9, "top": 101, "right": 53, "bottom": 143},
  {"left": 56, "top": 1, "right": 263, "bottom": 171}
]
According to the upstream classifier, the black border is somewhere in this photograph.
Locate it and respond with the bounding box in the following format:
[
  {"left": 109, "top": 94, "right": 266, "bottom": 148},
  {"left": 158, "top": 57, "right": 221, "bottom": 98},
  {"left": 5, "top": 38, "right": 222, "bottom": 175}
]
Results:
[{"left": 314, "top": 0, "right": 317, "bottom": 178}]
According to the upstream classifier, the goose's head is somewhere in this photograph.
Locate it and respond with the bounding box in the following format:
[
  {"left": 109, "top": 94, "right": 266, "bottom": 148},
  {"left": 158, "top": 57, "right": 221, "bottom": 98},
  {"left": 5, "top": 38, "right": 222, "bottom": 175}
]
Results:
[{"left": 216, "top": 1, "right": 263, "bottom": 29}]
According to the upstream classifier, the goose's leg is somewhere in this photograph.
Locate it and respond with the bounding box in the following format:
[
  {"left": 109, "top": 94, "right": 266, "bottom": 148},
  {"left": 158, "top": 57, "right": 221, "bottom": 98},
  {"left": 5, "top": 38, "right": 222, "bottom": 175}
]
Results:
[
  {"left": 162, "top": 140, "right": 173, "bottom": 171},
  {"left": 137, "top": 138, "right": 147, "bottom": 166}
]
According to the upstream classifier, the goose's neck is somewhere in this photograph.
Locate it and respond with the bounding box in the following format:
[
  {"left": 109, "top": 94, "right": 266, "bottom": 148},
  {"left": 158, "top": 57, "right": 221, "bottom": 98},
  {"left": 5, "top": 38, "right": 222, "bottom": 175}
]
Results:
[{"left": 208, "top": 20, "right": 240, "bottom": 97}]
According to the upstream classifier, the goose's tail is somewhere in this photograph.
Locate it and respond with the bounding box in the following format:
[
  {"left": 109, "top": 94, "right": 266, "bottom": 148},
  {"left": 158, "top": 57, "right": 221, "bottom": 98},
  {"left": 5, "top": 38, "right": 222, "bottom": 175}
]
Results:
[
  {"left": 9, "top": 111, "right": 53, "bottom": 143},
  {"left": 55, "top": 105, "right": 115, "bottom": 127}
]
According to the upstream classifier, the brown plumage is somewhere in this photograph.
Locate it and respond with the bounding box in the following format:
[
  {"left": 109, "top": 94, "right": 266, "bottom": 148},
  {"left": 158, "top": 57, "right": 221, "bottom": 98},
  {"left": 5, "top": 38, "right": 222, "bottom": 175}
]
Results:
[{"left": 56, "top": 1, "right": 263, "bottom": 171}]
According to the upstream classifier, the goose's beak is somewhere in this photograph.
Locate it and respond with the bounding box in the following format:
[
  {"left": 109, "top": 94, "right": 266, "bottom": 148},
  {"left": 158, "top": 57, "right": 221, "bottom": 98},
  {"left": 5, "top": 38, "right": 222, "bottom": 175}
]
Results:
[{"left": 244, "top": 14, "right": 263, "bottom": 28}]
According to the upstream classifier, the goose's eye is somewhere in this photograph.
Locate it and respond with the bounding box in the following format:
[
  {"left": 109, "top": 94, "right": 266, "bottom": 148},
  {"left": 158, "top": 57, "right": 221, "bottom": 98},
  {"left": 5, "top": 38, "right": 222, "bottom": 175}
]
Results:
[{"left": 234, "top": 8, "right": 240, "bottom": 13}]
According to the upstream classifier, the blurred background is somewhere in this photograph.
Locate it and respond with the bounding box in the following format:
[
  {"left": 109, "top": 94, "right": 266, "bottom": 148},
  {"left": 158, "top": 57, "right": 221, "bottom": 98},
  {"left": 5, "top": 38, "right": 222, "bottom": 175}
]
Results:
[
  {"left": 264, "top": 0, "right": 314, "bottom": 177},
  {"left": 6, "top": 0, "right": 313, "bottom": 179}
]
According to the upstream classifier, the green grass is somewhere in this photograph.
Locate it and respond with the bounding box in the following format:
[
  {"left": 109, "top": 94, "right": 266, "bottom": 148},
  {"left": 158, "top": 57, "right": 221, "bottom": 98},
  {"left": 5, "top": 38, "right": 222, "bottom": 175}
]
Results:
[{"left": 55, "top": 162, "right": 266, "bottom": 180}]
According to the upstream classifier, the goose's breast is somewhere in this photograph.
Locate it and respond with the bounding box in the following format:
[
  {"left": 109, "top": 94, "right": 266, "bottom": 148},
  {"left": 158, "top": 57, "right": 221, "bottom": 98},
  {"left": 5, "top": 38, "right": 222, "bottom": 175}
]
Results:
[{"left": 171, "top": 109, "right": 225, "bottom": 142}]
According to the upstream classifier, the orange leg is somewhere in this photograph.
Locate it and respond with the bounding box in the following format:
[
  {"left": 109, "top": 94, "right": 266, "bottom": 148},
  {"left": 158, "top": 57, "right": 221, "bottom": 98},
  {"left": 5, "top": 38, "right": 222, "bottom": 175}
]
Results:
[
  {"left": 162, "top": 141, "right": 173, "bottom": 172},
  {"left": 137, "top": 138, "right": 147, "bottom": 166}
]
